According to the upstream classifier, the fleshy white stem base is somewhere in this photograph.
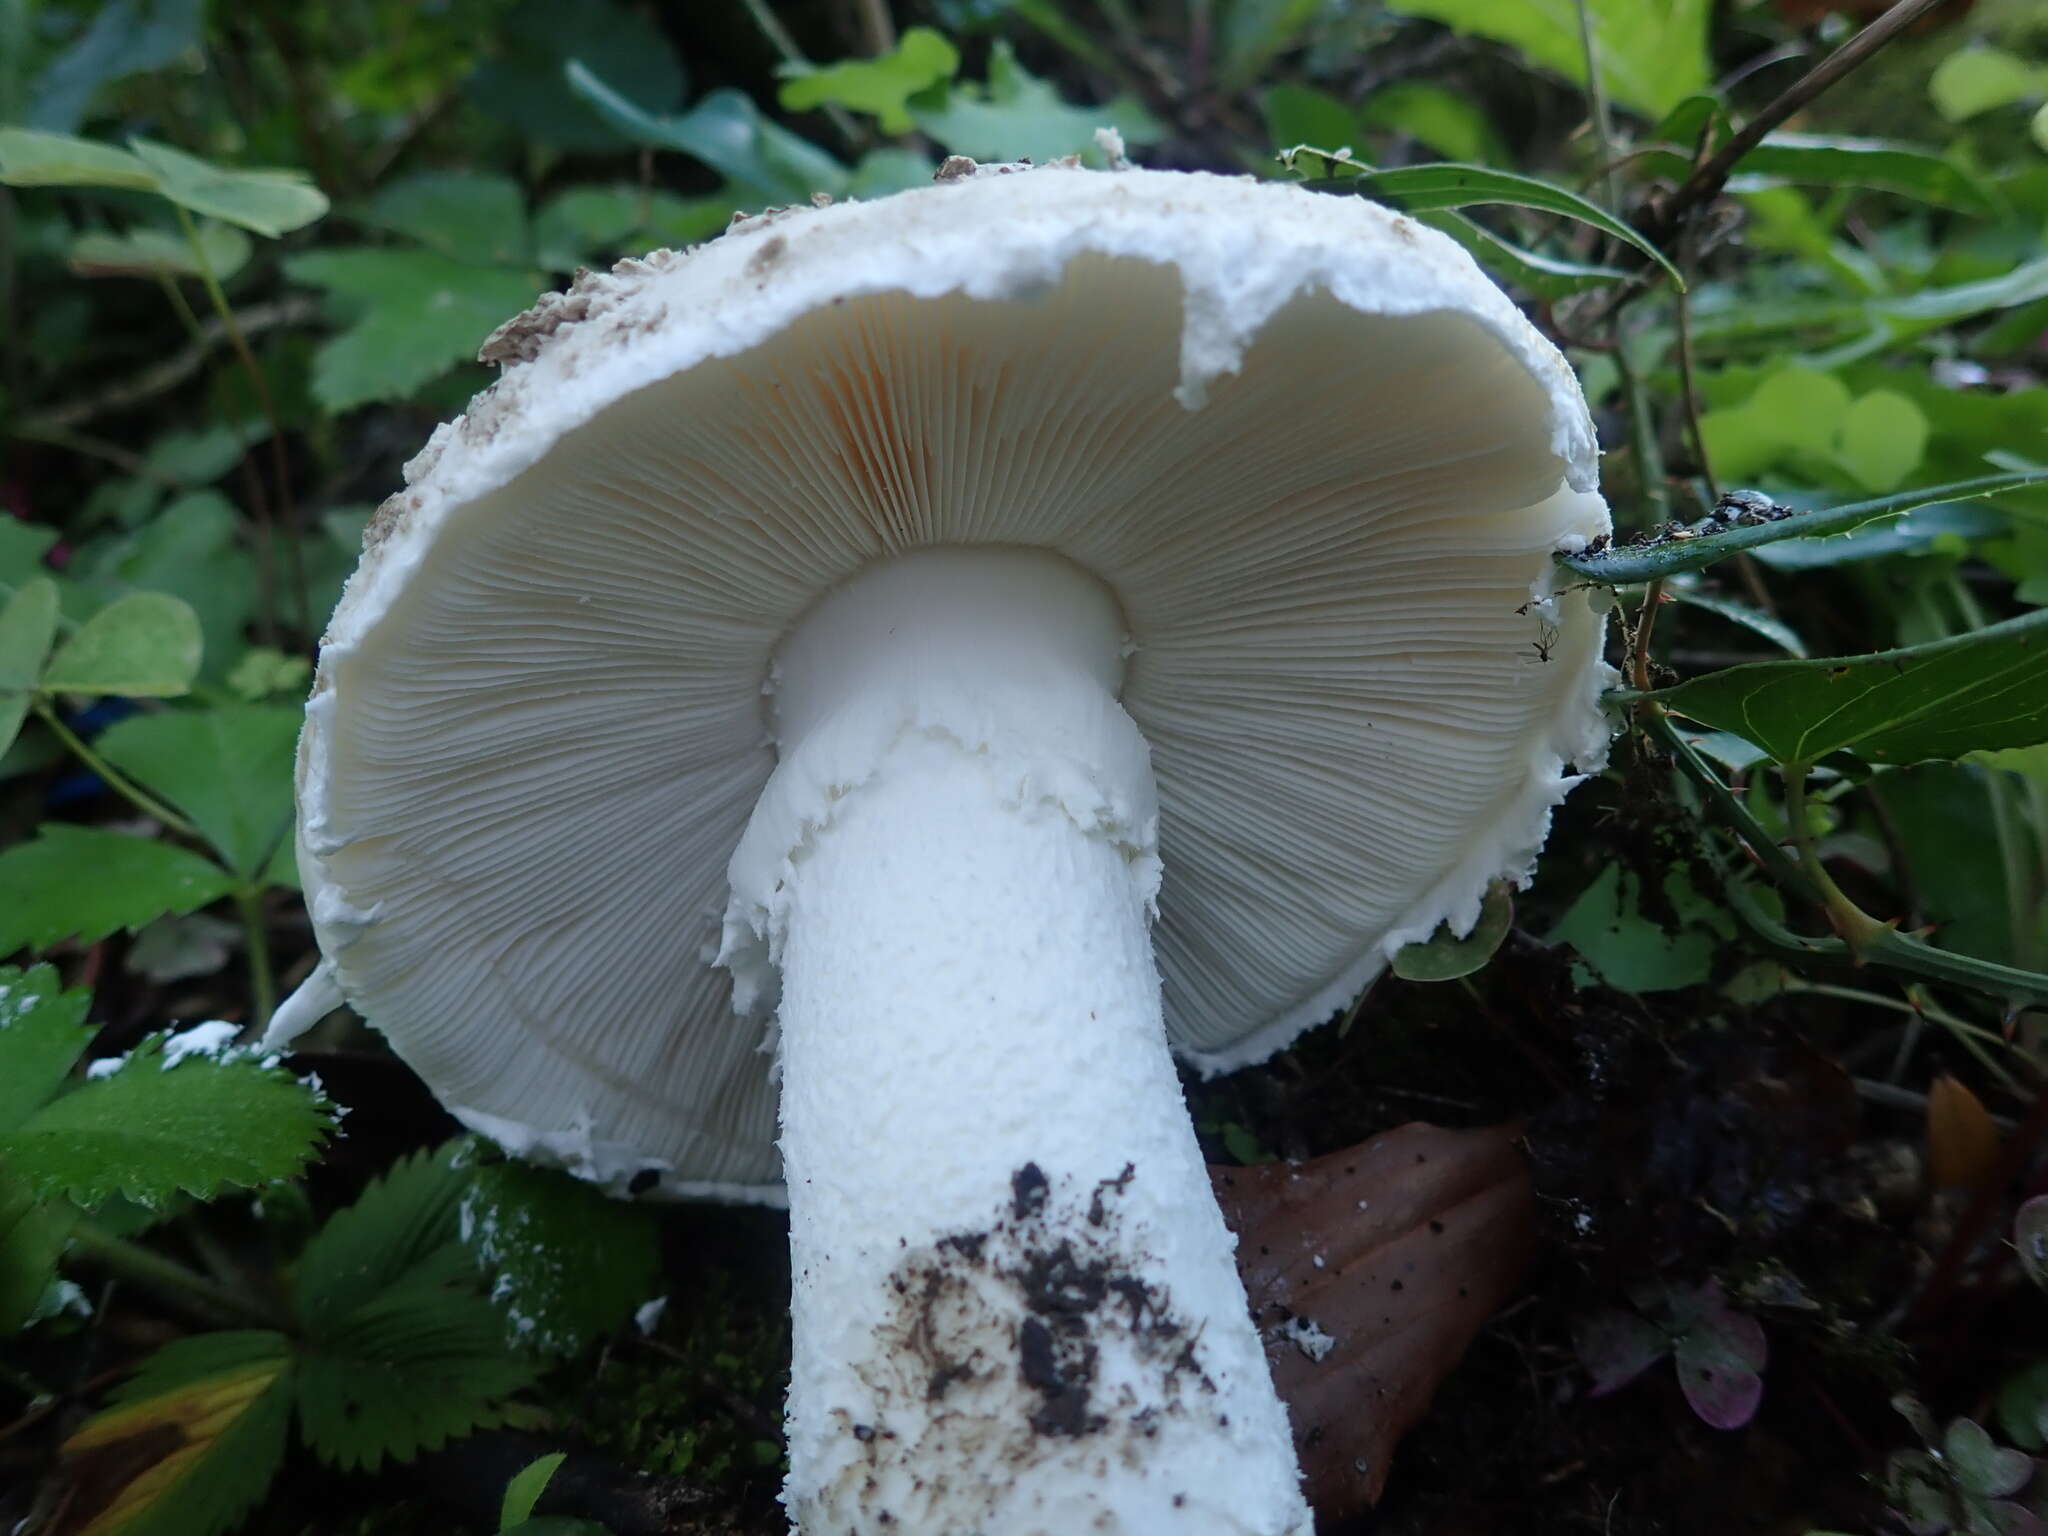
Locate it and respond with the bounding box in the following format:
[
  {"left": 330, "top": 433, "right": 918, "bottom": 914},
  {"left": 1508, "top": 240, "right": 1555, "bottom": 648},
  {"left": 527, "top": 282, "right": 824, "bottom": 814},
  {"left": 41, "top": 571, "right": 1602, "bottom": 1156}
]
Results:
[{"left": 729, "top": 549, "right": 1308, "bottom": 1535}]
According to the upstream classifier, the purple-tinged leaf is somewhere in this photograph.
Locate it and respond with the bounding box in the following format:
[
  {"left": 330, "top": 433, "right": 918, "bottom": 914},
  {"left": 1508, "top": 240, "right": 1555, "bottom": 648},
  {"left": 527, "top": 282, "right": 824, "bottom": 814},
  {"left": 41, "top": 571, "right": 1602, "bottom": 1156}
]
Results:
[{"left": 1571, "top": 1309, "right": 1669, "bottom": 1396}]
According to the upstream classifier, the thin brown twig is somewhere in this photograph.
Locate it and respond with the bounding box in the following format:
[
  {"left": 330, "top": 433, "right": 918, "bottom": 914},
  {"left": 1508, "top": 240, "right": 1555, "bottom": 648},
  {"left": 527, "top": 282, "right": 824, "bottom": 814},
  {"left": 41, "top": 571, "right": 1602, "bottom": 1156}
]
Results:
[
  {"left": 12, "top": 296, "right": 318, "bottom": 436},
  {"left": 1643, "top": 0, "right": 1946, "bottom": 250}
]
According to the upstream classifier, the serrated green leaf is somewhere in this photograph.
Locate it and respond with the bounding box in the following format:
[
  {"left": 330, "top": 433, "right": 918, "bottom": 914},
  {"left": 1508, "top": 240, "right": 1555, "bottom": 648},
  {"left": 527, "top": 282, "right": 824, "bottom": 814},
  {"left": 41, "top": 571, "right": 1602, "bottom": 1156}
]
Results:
[
  {"left": 0, "top": 576, "right": 59, "bottom": 756},
  {"left": 780, "top": 27, "right": 958, "bottom": 135},
  {"left": 295, "top": 1285, "right": 540, "bottom": 1470},
  {"left": 566, "top": 64, "right": 850, "bottom": 205},
  {"left": 1561, "top": 471, "right": 2048, "bottom": 585},
  {"left": 1300, "top": 162, "right": 1683, "bottom": 288},
  {"left": 63, "top": 1334, "right": 291, "bottom": 1536},
  {"left": 1393, "top": 882, "right": 1514, "bottom": 982},
  {"left": 41, "top": 591, "right": 202, "bottom": 697},
  {"left": 911, "top": 42, "right": 1160, "bottom": 164},
  {"left": 286, "top": 248, "right": 542, "bottom": 410},
  {"left": 501, "top": 1451, "right": 567, "bottom": 1529},
  {"left": 0, "top": 824, "right": 236, "bottom": 955},
  {"left": 1652, "top": 608, "right": 2048, "bottom": 767},
  {"left": 0, "top": 964, "right": 94, "bottom": 1131},
  {"left": 1381, "top": 0, "right": 1710, "bottom": 119},
  {"left": 0, "top": 1034, "right": 328, "bottom": 1208},
  {"left": 126, "top": 136, "right": 327, "bottom": 238},
  {"left": 70, "top": 222, "right": 250, "bottom": 281},
  {"left": 294, "top": 1143, "right": 470, "bottom": 1330},
  {"left": 462, "top": 1158, "right": 661, "bottom": 1355},
  {"left": 1931, "top": 48, "right": 2044, "bottom": 123},
  {"left": 362, "top": 171, "right": 529, "bottom": 266},
  {"left": 95, "top": 705, "right": 301, "bottom": 879},
  {"left": 0, "top": 126, "right": 156, "bottom": 190}
]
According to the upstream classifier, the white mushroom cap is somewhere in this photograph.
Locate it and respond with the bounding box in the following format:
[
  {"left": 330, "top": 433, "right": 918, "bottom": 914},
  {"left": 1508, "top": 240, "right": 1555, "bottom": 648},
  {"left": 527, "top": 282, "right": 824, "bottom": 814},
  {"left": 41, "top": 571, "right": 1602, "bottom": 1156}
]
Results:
[{"left": 287, "top": 165, "right": 1611, "bottom": 1200}]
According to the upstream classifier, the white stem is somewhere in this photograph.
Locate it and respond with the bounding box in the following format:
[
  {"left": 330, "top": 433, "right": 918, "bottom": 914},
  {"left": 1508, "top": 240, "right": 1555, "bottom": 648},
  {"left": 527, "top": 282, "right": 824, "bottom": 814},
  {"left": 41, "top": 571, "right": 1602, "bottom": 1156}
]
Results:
[{"left": 724, "top": 549, "right": 1308, "bottom": 1535}]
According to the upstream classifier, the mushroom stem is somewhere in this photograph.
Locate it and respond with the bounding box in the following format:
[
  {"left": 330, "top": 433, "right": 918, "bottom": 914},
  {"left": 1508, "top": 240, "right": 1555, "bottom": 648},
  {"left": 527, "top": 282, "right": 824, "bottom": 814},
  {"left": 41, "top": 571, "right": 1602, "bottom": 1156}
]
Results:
[{"left": 723, "top": 549, "right": 1309, "bottom": 1535}]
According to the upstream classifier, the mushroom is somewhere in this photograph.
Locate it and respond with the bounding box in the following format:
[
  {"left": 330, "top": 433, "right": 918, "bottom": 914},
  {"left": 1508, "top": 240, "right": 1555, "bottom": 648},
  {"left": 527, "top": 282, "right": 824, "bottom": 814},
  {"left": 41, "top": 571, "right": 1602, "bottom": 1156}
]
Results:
[{"left": 269, "top": 164, "right": 1610, "bottom": 1533}]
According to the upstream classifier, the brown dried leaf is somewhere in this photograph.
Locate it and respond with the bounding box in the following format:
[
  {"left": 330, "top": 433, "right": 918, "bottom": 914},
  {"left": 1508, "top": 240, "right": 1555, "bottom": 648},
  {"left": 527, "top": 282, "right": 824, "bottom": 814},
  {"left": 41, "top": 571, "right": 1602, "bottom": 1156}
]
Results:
[
  {"left": 1213, "top": 1123, "right": 1535, "bottom": 1520},
  {"left": 1926, "top": 1073, "right": 2001, "bottom": 1191}
]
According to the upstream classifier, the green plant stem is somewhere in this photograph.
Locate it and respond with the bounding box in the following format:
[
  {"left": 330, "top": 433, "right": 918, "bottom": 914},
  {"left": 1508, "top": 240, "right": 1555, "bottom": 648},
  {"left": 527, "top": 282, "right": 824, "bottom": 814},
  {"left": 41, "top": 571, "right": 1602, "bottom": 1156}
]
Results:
[
  {"left": 67, "top": 1219, "right": 283, "bottom": 1329},
  {"left": 32, "top": 699, "right": 200, "bottom": 838},
  {"left": 1662, "top": 710, "right": 2048, "bottom": 1006},
  {"left": 1781, "top": 759, "right": 1890, "bottom": 952},
  {"left": 173, "top": 205, "right": 307, "bottom": 637},
  {"left": 237, "top": 886, "right": 276, "bottom": 1027}
]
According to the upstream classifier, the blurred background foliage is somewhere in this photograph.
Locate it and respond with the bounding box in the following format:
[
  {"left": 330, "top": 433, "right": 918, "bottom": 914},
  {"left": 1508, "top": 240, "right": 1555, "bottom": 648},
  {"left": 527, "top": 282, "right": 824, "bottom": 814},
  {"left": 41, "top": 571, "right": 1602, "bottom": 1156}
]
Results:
[{"left": 3, "top": 1, "right": 2048, "bottom": 1533}]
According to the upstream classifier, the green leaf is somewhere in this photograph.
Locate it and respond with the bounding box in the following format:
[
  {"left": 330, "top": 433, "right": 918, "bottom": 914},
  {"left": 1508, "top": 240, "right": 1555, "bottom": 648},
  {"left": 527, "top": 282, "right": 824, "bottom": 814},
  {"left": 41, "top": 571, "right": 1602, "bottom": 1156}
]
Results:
[
  {"left": 0, "top": 126, "right": 156, "bottom": 190},
  {"left": 1417, "top": 209, "right": 1630, "bottom": 298},
  {"left": 1930, "top": 48, "right": 2045, "bottom": 123},
  {"left": 69, "top": 222, "right": 250, "bottom": 281},
  {"left": 1359, "top": 81, "right": 1503, "bottom": 164},
  {"left": 1944, "top": 1417, "right": 2033, "bottom": 1500},
  {"left": 126, "top": 137, "right": 328, "bottom": 238},
  {"left": 0, "top": 964, "right": 94, "bottom": 1132},
  {"left": 1301, "top": 162, "right": 1683, "bottom": 288},
  {"left": 0, "top": 1171, "right": 75, "bottom": 1333},
  {"left": 531, "top": 185, "right": 732, "bottom": 271},
  {"left": 1381, "top": 0, "right": 1710, "bottom": 119},
  {"left": 1651, "top": 608, "right": 2048, "bottom": 767},
  {"left": 780, "top": 27, "right": 959, "bottom": 134},
  {"left": 501, "top": 1452, "right": 567, "bottom": 1529},
  {"left": 567, "top": 64, "right": 850, "bottom": 205},
  {"left": 470, "top": 0, "right": 686, "bottom": 152},
  {"left": 1561, "top": 471, "right": 2048, "bottom": 585},
  {"left": 1836, "top": 390, "right": 1928, "bottom": 493},
  {"left": 1263, "top": 84, "right": 1358, "bottom": 158},
  {"left": 94, "top": 705, "right": 302, "bottom": 879},
  {"left": 1667, "top": 587, "right": 1808, "bottom": 657},
  {"left": 27, "top": 0, "right": 204, "bottom": 135},
  {"left": 295, "top": 1282, "right": 541, "bottom": 1470},
  {"left": 0, "top": 576, "right": 59, "bottom": 756},
  {"left": 1393, "top": 882, "right": 1514, "bottom": 981},
  {"left": 0, "top": 824, "right": 235, "bottom": 954},
  {"left": 462, "top": 1158, "right": 662, "bottom": 1355},
  {"left": 1216, "top": 0, "right": 1323, "bottom": 92},
  {"left": 286, "top": 248, "right": 541, "bottom": 411},
  {"left": 1549, "top": 866, "right": 1728, "bottom": 993},
  {"left": 0, "top": 1030, "right": 329, "bottom": 1208},
  {"left": 42, "top": 591, "right": 202, "bottom": 697},
  {"left": 294, "top": 1143, "right": 470, "bottom": 1330},
  {"left": 1730, "top": 135, "right": 1992, "bottom": 215},
  {"left": 362, "top": 171, "right": 529, "bottom": 266},
  {"left": 910, "top": 41, "right": 1162, "bottom": 164},
  {"left": 224, "top": 648, "right": 310, "bottom": 703},
  {"left": 70, "top": 493, "right": 255, "bottom": 685},
  {"left": 62, "top": 1334, "right": 292, "bottom": 1536}
]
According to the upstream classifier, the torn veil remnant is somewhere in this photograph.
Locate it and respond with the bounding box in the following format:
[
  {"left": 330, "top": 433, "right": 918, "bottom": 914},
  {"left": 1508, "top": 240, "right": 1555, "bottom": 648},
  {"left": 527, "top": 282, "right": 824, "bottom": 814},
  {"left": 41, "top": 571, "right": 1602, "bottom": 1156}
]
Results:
[{"left": 271, "top": 163, "right": 1612, "bottom": 1534}]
